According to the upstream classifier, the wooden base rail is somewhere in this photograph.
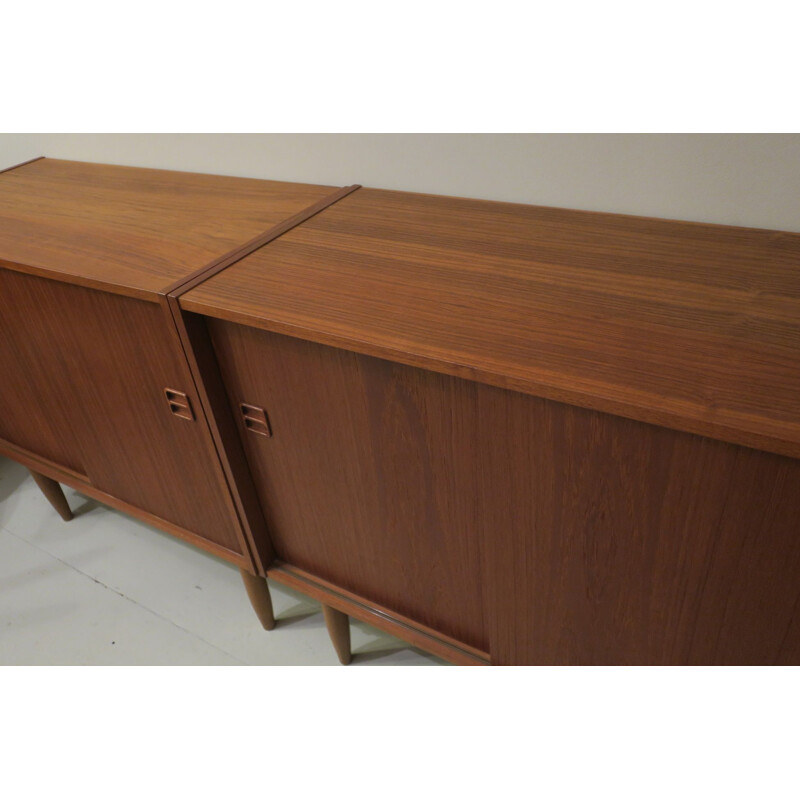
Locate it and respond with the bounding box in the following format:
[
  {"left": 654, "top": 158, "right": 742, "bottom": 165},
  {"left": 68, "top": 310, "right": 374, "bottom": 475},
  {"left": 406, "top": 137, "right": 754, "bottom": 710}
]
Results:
[
  {"left": 0, "top": 437, "right": 248, "bottom": 569},
  {"left": 267, "top": 565, "right": 490, "bottom": 666}
]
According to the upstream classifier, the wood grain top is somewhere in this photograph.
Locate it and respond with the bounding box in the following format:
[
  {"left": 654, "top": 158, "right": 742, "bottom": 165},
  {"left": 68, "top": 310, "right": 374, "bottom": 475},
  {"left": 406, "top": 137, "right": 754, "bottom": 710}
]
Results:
[
  {"left": 0, "top": 158, "right": 335, "bottom": 299},
  {"left": 182, "top": 187, "right": 800, "bottom": 458}
]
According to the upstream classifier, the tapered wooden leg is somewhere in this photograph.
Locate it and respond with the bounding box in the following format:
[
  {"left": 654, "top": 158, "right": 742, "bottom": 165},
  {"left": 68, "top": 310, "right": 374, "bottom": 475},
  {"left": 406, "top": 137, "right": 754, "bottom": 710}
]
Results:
[
  {"left": 240, "top": 569, "right": 276, "bottom": 630},
  {"left": 29, "top": 470, "right": 73, "bottom": 521},
  {"left": 322, "top": 604, "right": 352, "bottom": 665}
]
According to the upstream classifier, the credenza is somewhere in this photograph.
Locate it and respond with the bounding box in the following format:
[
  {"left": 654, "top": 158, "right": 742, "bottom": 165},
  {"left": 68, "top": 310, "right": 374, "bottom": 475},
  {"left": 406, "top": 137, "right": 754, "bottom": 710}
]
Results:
[{"left": 2, "top": 157, "right": 799, "bottom": 665}]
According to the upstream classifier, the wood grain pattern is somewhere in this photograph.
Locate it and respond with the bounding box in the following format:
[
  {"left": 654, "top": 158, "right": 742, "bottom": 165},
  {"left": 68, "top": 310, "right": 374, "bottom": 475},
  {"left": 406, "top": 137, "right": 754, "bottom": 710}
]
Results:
[
  {"left": 0, "top": 268, "right": 245, "bottom": 555},
  {"left": 0, "top": 270, "right": 90, "bottom": 474},
  {"left": 161, "top": 184, "right": 360, "bottom": 297},
  {"left": 210, "top": 316, "right": 800, "bottom": 663},
  {"left": 182, "top": 188, "right": 800, "bottom": 459},
  {"left": 0, "top": 158, "right": 335, "bottom": 300},
  {"left": 207, "top": 322, "right": 489, "bottom": 652},
  {"left": 480, "top": 385, "right": 800, "bottom": 665}
]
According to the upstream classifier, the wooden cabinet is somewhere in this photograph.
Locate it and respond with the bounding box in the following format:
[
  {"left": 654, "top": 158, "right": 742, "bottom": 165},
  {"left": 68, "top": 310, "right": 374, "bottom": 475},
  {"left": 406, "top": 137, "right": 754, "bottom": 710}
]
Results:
[
  {"left": 182, "top": 185, "right": 800, "bottom": 665},
  {"left": 0, "top": 157, "right": 340, "bottom": 572},
  {"left": 3, "top": 157, "right": 800, "bottom": 665}
]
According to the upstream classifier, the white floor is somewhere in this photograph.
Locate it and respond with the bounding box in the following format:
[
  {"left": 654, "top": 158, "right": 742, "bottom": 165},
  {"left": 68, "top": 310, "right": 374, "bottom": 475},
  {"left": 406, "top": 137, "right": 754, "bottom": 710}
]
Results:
[{"left": 0, "top": 457, "right": 443, "bottom": 666}]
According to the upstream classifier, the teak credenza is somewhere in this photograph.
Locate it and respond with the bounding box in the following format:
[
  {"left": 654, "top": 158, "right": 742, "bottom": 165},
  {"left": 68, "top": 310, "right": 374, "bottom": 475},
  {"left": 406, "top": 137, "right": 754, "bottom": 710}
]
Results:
[{"left": 2, "top": 157, "right": 799, "bottom": 665}]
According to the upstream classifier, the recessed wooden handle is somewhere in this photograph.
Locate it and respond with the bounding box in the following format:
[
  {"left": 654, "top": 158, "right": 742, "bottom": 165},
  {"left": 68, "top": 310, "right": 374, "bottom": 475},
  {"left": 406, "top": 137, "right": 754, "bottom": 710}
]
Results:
[
  {"left": 240, "top": 402, "right": 272, "bottom": 437},
  {"left": 164, "top": 388, "right": 194, "bottom": 421}
]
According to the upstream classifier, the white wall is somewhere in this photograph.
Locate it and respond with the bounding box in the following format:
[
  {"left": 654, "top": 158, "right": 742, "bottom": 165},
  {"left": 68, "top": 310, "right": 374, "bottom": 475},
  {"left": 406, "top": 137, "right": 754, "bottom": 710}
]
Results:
[{"left": 2, "top": 133, "right": 798, "bottom": 232}]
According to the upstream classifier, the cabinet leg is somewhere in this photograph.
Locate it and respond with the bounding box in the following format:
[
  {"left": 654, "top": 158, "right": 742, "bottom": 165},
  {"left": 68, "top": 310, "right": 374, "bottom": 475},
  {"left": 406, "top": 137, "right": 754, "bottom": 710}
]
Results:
[
  {"left": 322, "top": 604, "right": 352, "bottom": 665},
  {"left": 239, "top": 569, "right": 276, "bottom": 630},
  {"left": 29, "top": 470, "right": 73, "bottom": 521}
]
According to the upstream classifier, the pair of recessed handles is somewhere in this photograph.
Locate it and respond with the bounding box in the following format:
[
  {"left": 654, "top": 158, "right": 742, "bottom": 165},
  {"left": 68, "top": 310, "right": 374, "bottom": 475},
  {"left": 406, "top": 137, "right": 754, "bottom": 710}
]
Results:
[{"left": 164, "top": 388, "right": 271, "bottom": 438}]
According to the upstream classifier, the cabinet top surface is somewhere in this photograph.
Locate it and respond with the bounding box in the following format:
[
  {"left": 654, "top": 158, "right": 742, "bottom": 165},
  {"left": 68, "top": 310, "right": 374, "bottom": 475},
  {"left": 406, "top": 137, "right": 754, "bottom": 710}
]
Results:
[
  {"left": 183, "top": 187, "right": 800, "bottom": 458},
  {"left": 0, "top": 158, "right": 334, "bottom": 298}
]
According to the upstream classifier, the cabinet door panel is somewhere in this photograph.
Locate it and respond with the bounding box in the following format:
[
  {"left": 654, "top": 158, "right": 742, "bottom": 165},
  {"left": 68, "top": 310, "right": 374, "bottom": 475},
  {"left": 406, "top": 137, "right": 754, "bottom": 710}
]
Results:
[
  {"left": 0, "top": 269, "right": 87, "bottom": 474},
  {"left": 0, "top": 269, "right": 243, "bottom": 554},
  {"left": 479, "top": 387, "right": 800, "bottom": 665},
  {"left": 208, "top": 321, "right": 487, "bottom": 650}
]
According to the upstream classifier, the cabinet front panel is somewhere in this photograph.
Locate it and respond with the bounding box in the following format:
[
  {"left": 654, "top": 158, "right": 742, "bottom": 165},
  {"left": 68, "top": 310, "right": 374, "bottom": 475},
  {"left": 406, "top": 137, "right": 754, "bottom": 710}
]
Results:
[
  {"left": 207, "top": 321, "right": 488, "bottom": 650},
  {"left": 480, "top": 386, "right": 800, "bottom": 665},
  {"left": 0, "top": 269, "right": 88, "bottom": 474},
  {"left": 0, "top": 269, "right": 243, "bottom": 554}
]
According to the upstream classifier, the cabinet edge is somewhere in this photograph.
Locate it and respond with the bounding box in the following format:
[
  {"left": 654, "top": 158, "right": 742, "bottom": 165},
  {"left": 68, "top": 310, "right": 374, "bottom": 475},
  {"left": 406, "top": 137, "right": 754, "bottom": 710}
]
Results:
[
  {"left": 0, "top": 156, "right": 45, "bottom": 176},
  {"left": 162, "top": 184, "right": 361, "bottom": 299}
]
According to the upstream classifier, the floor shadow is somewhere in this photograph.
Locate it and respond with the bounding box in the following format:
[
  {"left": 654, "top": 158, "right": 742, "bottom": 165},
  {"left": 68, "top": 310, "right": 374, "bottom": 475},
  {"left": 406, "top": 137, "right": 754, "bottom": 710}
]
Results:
[
  {"left": 351, "top": 644, "right": 449, "bottom": 666},
  {"left": 271, "top": 580, "right": 321, "bottom": 627},
  {"left": 275, "top": 602, "right": 320, "bottom": 627},
  {"left": 349, "top": 625, "right": 421, "bottom": 663},
  {"left": 349, "top": 619, "right": 449, "bottom": 665},
  {"left": 351, "top": 644, "right": 409, "bottom": 664},
  {"left": 70, "top": 497, "right": 100, "bottom": 518}
]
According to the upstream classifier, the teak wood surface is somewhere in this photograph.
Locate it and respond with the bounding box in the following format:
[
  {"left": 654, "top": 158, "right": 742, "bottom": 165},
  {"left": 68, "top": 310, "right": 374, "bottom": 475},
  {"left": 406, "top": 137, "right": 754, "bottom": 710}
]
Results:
[
  {"left": 159, "top": 183, "right": 361, "bottom": 575},
  {"left": 0, "top": 267, "right": 245, "bottom": 555},
  {"left": 0, "top": 157, "right": 350, "bottom": 573},
  {"left": 182, "top": 187, "right": 800, "bottom": 459},
  {"left": 0, "top": 158, "right": 335, "bottom": 300},
  {"left": 480, "top": 387, "right": 800, "bottom": 664},
  {"left": 206, "top": 323, "right": 489, "bottom": 652},
  {"left": 204, "top": 323, "right": 800, "bottom": 664},
  {"left": 4, "top": 156, "right": 800, "bottom": 665}
]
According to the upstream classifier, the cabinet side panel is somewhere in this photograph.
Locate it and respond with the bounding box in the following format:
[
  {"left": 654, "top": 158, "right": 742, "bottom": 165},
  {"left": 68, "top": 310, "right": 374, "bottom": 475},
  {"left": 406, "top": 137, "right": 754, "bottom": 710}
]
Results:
[
  {"left": 207, "top": 321, "right": 488, "bottom": 650},
  {"left": 480, "top": 386, "right": 800, "bottom": 664}
]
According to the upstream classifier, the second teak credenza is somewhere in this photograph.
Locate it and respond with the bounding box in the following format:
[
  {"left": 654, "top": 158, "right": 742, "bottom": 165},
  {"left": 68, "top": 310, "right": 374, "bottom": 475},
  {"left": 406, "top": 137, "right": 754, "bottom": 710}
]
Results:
[{"left": 2, "top": 157, "right": 799, "bottom": 665}]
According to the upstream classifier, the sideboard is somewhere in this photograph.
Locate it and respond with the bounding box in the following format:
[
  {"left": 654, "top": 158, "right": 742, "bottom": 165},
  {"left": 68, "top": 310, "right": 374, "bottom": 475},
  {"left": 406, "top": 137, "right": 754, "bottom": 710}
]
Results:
[{"left": 2, "top": 157, "right": 799, "bottom": 664}]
